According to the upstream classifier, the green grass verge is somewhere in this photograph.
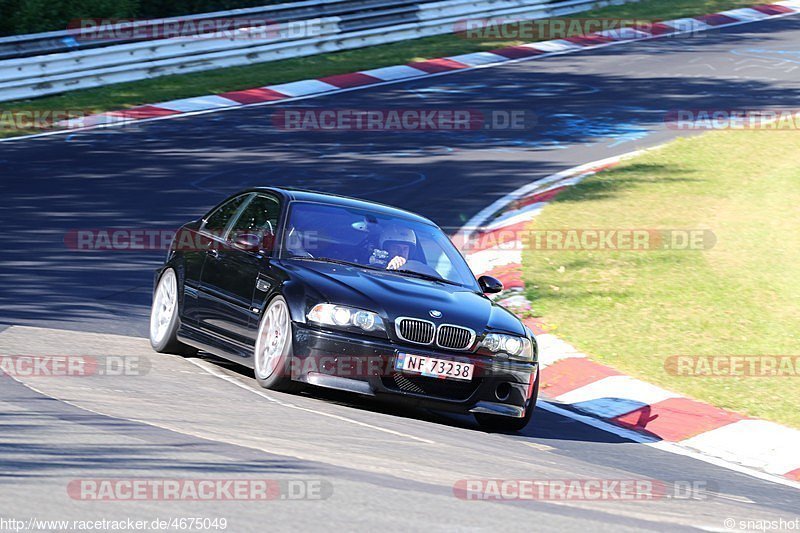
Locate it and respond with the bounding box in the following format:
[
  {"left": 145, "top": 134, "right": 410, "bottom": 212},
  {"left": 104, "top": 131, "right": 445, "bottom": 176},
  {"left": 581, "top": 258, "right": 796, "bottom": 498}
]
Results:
[
  {"left": 1, "top": 0, "right": 764, "bottom": 138},
  {"left": 522, "top": 130, "right": 800, "bottom": 429}
]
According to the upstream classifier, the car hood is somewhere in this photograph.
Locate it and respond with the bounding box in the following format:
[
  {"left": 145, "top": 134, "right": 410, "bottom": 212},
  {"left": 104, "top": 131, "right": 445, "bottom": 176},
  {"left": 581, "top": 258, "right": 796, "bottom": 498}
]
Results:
[{"left": 281, "top": 260, "right": 525, "bottom": 336}]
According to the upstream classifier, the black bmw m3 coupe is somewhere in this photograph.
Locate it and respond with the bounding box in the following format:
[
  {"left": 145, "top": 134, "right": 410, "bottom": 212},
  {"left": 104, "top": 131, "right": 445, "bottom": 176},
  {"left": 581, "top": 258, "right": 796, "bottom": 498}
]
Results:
[{"left": 150, "top": 188, "right": 539, "bottom": 431}]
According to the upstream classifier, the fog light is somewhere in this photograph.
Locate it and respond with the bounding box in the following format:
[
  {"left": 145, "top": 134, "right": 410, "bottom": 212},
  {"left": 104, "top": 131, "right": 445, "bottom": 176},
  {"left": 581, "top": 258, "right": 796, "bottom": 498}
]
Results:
[{"left": 495, "top": 382, "right": 512, "bottom": 401}]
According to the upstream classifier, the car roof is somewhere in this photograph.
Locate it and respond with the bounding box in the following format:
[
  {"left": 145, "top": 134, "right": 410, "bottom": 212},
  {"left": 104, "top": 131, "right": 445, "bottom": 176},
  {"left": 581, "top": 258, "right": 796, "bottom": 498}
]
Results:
[{"left": 248, "top": 187, "right": 436, "bottom": 226}]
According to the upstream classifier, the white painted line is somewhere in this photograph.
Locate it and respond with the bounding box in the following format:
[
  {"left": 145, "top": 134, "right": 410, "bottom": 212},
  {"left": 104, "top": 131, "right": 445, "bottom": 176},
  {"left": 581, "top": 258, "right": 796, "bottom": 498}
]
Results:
[
  {"left": 680, "top": 420, "right": 800, "bottom": 476},
  {"left": 359, "top": 65, "right": 428, "bottom": 81},
  {"left": 537, "top": 400, "right": 657, "bottom": 443},
  {"left": 555, "top": 396, "right": 657, "bottom": 421},
  {"left": 538, "top": 352, "right": 584, "bottom": 371},
  {"left": 446, "top": 52, "right": 507, "bottom": 67},
  {"left": 478, "top": 173, "right": 588, "bottom": 226},
  {"left": 59, "top": 113, "right": 121, "bottom": 128},
  {"left": 522, "top": 441, "right": 556, "bottom": 452},
  {"left": 663, "top": 18, "right": 711, "bottom": 32},
  {"left": 466, "top": 247, "right": 521, "bottom": 275},
  {"left": 186, "top": 357, "right": 436, "bottom": 445},
  {"left": 155, "top": 94, "right": 241, "bottom": 112},
  {"left": 556, "top": 375, "right": 679, "bottom": 406},
  {"left": 540, "top": 400, "right": 800, "bottom": 489},
  {"left": 528, "top": 40, "right": 583, "bottom": 53},
  {"left": 267, "top": 79, "right": 338, "bottom": 97},
  {"left": 495, "top": 293, "right": 530, "bottom": 308},
  {"left": 718, "top": 8, "right": 772, "bottom": 22},
  {"left": 457, "top": 152, "right": 646, "bottom": 244},
  {"left": 1, "top": 367, "right": 345, "bottom": 466},
  {"left": 518, "top": 43, "right": 549, "bottom": 51},
  {"left": 481, "top": 203, "right": 544, "bottom": 231},
  {"left": 651, "top": 440, "right": 800, "bottom": 490},
  {"left": 555, "top": 376, "right": 681, "bottom": 419},
  {"left": 536, "top": 335, "right": 587, "bottom": 368}
]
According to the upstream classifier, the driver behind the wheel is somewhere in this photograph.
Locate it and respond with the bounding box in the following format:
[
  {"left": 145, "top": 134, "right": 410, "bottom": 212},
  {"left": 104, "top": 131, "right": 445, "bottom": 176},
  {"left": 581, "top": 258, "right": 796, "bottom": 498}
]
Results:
[{"left": 378, "top": 225, "right": 417, "bottom": 270}]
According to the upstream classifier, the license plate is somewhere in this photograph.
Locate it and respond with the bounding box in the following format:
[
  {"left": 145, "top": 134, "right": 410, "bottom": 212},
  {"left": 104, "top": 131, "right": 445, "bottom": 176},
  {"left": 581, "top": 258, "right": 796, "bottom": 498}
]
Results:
[{"left": 395, "top": 353, "right": 474, "bottom": 381}]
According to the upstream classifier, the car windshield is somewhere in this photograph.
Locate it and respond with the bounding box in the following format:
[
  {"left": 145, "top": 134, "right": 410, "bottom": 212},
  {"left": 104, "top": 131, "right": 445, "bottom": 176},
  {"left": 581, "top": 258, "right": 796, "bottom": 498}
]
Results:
[{"left": 283, "top": 201, "right": 478, "bottom": 289}]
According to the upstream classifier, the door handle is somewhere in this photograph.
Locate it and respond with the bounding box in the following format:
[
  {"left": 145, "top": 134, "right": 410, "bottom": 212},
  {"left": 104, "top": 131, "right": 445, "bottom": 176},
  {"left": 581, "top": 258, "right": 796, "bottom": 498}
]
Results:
[{"left": 207, "top": 248, "right": 219, "bottom": 258}]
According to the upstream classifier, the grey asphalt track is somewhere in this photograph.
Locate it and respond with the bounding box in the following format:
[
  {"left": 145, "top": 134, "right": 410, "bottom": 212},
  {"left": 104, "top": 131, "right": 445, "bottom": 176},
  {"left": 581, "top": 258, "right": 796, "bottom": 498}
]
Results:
[
  {"left": 1, "top": 326, "right": 799, "bottom": 532},
  {"left": 2, "top": 14, "right": 800, "bottom": 532}
]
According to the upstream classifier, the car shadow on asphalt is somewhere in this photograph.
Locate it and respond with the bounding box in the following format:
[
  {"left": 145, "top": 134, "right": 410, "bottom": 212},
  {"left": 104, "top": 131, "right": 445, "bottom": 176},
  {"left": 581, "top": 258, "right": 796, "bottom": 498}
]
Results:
[{"left": 198, "top": 352, "right": 636, "bottom": 445}]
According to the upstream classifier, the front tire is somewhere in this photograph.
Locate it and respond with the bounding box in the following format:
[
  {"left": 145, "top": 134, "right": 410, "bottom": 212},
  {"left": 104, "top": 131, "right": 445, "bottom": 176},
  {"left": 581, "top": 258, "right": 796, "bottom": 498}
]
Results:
[
  {"left": 149, "top": 268, "right": 196, "bottom": 355},
  {"left": 254, "top": 296, "right": 301, "bottom": 392}
]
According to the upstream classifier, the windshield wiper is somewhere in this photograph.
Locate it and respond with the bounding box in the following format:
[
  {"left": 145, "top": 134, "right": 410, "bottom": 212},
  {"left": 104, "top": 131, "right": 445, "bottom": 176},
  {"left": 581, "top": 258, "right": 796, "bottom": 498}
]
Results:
[
  {"left": 290, "top": 256, "right": 383, "bottom": 271},
  {"left": 391, "top": 269, "right": 461, "bottom": 286}
]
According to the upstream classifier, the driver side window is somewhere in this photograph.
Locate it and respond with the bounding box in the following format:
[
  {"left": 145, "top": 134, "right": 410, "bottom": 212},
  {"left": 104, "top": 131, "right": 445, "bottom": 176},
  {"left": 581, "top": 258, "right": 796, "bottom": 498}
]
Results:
[{"left": 229, "top": 194, "right": 281, "bottom": 251}]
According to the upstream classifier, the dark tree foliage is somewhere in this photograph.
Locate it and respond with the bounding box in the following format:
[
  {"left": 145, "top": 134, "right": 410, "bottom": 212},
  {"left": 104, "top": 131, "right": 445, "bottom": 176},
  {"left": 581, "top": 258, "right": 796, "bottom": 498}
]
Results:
[{"left": 0, "top": 0, "right": 290, "bottom": 36}]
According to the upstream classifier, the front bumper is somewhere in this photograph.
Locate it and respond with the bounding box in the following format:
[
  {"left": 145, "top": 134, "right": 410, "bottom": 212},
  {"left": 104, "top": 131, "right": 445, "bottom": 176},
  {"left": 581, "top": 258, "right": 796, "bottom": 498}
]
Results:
[{"left": 291, "top": 323, "right": 538, "bottom": 418}]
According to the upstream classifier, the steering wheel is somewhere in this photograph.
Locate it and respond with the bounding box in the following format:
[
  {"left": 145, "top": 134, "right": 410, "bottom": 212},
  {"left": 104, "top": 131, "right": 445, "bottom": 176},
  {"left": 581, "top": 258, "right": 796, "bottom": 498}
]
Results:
[{"left": 400, "top": 260, "right": 441, "bottom": 278}]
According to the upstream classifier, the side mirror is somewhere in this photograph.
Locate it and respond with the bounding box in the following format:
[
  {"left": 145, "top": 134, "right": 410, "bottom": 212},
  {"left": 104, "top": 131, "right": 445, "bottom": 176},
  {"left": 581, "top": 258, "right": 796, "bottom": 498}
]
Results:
[
  {"left": 232, "top": 232, "right": 265, "bottom": 252},
  {"left": 478, "top": 275, "right": 503, "bottom": 294}
]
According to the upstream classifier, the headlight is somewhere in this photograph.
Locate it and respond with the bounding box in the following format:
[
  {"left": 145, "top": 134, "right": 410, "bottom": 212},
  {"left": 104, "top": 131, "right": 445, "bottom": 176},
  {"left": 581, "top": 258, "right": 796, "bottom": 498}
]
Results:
[
  {"left": 307, "top": 304, "right": 385, "bottom": 333},
  {"left": 481, "top": 333, "right": 533, "bottom": 361}
]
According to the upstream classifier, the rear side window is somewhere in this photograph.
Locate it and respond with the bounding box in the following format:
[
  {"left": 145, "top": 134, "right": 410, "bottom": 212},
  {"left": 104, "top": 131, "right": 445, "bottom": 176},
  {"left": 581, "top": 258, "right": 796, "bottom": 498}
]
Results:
[{"left": 202, "top": 195, "right": 250, "bottom": 237}]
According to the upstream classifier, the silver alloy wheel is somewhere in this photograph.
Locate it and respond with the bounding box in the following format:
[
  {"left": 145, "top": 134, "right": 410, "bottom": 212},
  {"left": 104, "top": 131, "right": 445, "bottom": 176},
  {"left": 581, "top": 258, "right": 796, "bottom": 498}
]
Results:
[
  {"left": 150, "top": 269, "right": 177, "bottom": 345},
  {"left": 255, "top": 298, "right": 290, "bottom": 380}
]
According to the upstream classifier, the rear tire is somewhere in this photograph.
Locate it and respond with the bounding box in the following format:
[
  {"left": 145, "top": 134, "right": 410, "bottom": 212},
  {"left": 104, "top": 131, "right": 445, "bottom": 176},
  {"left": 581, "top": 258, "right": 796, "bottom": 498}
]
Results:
[
  {"left": 475, "top": 375, "right": 538, "bottom": 432},
  {"left": 149, "top": 268, "right": 197, "bottom": 356},
  {"left": 253, "top": 296, "right": 302, "bottom": 393}
]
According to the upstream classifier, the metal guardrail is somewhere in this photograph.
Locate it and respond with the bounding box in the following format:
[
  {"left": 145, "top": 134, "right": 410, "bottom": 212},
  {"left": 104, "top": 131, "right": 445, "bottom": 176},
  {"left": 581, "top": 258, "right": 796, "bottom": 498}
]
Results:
[{"left": 0, "top": 0, "right": 634, "bottom": 103}]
